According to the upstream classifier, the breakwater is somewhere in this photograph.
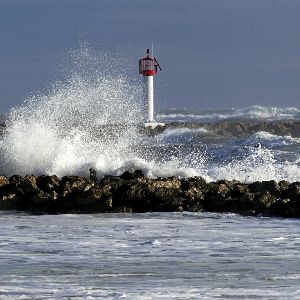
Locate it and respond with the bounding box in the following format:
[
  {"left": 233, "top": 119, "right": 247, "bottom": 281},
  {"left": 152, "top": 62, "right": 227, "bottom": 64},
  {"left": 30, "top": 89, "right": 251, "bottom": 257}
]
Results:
[
  {"left": 2, "top": 119, "right": 300, "bottom": 138},
  {"left": 0, "top": 170, "right": 299, "bottom": 217}
]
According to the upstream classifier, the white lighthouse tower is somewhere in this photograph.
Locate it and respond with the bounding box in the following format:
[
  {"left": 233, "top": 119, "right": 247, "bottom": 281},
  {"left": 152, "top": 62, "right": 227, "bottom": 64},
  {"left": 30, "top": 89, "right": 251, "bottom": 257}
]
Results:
[{"left": 139, "top": 48, "right": 164, "bottom": 128}]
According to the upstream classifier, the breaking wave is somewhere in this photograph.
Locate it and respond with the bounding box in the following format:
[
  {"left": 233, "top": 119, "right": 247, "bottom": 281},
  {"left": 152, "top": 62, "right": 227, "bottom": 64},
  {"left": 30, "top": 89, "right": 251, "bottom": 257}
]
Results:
[
  {"left": 0, "top": 45, "right": 299, "bottom": 182},
  {"left": 241, "top": 131, "right": 300, "bottom": 148},
  {"left": 208, "top": 146, "right": 300, "bottom": 183},
  {"left": 155, "top": 127, "right": 212, "bottom": 144}
]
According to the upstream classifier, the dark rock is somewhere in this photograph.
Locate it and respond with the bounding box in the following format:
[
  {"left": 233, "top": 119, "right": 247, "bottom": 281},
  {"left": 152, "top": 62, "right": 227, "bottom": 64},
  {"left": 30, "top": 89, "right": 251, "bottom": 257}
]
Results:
[
  {"left": 181, "top": 176, "right": 207, "bottom": 191},
  {"left": 36, "top": 175, "right": 60, "bottom": 193},
  {"left": 203, "top": 183, "right": 230, "bottom": 212},
  {"left": 0, "top": 176, "right": 9, "bottom": 188},
  {"left": 229, "top": 184, "right": 249, "bottom": 198},
  {"left": 1, "top": 171, "right": 300, "bottom": 217},
  {"left": 62, "top": 186, "right": 112, "bottom": 213},
  {"left": 268, "top": 198, "right": 300, "bottom": 218},
  {"left": 18, "top": 175, "right": 39, "bottom": 194},
  {"left": 249, "top": 180, "right": 280, "bottom": 196},
  {"left": 0, "top": 184, "right": 25, "bottom": 210},
  {"left": 118, "top": 177, "right": 184, "bottom": 212},
  {"left": 282, "top": 183, "right": 300, "bottom": 200},
  {"left": 9, "top": 175, "right": 23, "bottom": 185},
  {"left": 278, "top": 180, "right": 290, "bottom": 194},
  {"left": 89, "top": 168, "right": 98, "bottom": 183},
  {"left": 60, "top": 176, "right": 94, "bottom": 196},
  {"left": 120, "top": 170, "right": 144, "bottom": 180},
  {"left": 253, "top": 192, "right": 277, "bottom": 213}
]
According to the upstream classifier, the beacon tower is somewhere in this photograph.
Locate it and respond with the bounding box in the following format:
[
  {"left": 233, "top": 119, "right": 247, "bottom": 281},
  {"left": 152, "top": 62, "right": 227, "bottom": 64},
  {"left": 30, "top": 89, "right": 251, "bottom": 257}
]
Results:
[{"left": 139, "top": 48, "right": 164, "bottom": 128}]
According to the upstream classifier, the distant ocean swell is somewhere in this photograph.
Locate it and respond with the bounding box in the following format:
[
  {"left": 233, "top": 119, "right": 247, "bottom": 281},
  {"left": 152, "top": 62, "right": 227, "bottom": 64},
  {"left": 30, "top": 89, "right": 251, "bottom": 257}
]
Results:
[{"left": 158, "top": 105, "right": 300, "bottom": 122}]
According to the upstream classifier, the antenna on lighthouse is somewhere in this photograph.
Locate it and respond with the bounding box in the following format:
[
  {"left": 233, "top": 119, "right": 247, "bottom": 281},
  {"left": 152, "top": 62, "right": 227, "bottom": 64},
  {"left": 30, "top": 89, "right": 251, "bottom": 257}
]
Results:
[{"left": 139, "top": 46, "right": 165, "bottom": 129}]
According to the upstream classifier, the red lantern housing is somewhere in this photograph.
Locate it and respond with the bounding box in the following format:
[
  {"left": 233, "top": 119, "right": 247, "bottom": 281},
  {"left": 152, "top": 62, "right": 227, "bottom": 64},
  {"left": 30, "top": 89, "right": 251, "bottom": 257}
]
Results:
[{"left": 139, "top": 49, "right": 162, "bottom": 76}]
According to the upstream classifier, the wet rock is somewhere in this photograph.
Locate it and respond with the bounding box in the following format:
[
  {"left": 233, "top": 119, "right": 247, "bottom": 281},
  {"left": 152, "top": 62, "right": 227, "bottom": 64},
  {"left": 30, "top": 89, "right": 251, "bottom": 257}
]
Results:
[
  {"left": 249, "top": 180, "right": 280, "bottom": 196},
  {"left": 253, "top": 192, "right": 277, "bottom": 213},
  {"left": 18, "top": 175, "right": 39, "bottom": 194},
  {"left": 9, "top": 175, "right": 23, "bottom": 185},
  {"left": 181, "top": 176, "right": 207, "bottom": 191},
  {"left": 0, "top": 171, "right": 300, "bottom": 217},
  {"left": 62, "top": 186, "right": 113, "bottom": 213},
  {"left": 118, "top": 177, "right": 184, "bottom": 212},
  {"left": 278, "top": 180, "right": 290, "bottom": 195},
  {"left": 0, "top": 193, "right": 22, "bottom": 210},
  {"left": 268, "top": 198, "right": 300, "bottom": 218},
  {"left": 0, "top": 176, "right": 9, "bottom": 188},
  {"left": 229, "top": 184, "right": 249, "bottom": 198},
  {"left": 120, "top": 170, "right": 144, "bottom": 180},
  {"left": 36, "top": 175, "right": 60, "bottom": 193},
  {"left": 282, "top": 183, "right": 300, "bottom": 201},
  {"left": 0, "top": 184, "right": 25, "bottom": 210},
  {"left": 238, "top": 192, "right": 256, "bottom": 215},
  {"left": 89, "top": 168, "right": 98, "bottom": 183},
  {"left": 60, "top": 176, "right": 94, "bottom": 196},
  {"left": 203, "top": 183, "right": 231, "bottom": 212}
]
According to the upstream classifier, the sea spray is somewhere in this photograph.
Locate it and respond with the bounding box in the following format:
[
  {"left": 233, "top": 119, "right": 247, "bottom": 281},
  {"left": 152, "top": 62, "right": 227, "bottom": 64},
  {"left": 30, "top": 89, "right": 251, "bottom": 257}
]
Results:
[
  {"left": 0, "top": 45, "right": 298, "bottom": 182},
  {"left": 1, "top": 46, "right": 144, "bottom": 176},
  {"left": 0, "top": 45, "right": 208, "bottom": 178}
]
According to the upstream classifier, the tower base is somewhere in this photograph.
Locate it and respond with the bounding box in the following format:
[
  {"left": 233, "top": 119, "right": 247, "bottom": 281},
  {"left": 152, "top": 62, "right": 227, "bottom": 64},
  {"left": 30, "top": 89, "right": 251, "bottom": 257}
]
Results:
[{"left": 144, "top": 122, "right": 165, "bottom": 129}]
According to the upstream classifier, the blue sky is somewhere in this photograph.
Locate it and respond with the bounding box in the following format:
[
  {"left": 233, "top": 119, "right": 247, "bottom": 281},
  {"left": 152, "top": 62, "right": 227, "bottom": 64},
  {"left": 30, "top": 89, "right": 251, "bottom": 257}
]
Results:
[{"left": 1, "top": 0, "right": 300, "bottom": 113}]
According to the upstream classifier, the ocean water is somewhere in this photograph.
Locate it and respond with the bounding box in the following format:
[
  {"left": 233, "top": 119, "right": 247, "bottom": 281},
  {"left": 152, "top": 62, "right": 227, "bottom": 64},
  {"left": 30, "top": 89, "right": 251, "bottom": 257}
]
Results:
[
  {"left": 0, "top": 212, "right": 300, "bottom": 299},
  {"left": 0, "top": 46, "right": 299, "bottom": 182},
  {"left": 0, "top": 47, "right": 300, "bottom": 299}
]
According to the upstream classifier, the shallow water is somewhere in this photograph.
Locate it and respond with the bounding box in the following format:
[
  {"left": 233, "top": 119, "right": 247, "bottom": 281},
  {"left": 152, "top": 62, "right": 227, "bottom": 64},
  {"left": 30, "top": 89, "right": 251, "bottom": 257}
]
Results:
[{"left": 0, "top": 212, "right": 299, "bottom": 299}]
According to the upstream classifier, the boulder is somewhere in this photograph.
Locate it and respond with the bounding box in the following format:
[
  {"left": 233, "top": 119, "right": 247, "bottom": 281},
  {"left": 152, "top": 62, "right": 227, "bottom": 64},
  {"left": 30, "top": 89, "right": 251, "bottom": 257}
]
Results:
[
  {"left": 18, "top": 175, "right": 39, "bottom": 194},
  {"left": 116, "top": 177, "right": 184, "bottom": 212},
  {"left": 120, "top": 170, "right": 144, "bottom": 180},
  {"left": 249, "top": 180, "right": 280, "bottom": 196},
  {"left": 282, "top": 183, "right": 300, "bottom": 200},
  {"left": 36, "top": 175, "right": 60, "bottom": 192},
  {"left": 0, "top": 176, "right": 9, "bottom": 188},
  {"left": 59, "top": 176, "right": 94, "bottom": 196},
  {"left": 268, "top": 198, "right": 300, "bottom": 218},
  {"left": 65, "top": 186, "right": 113, "bottom": 213},
  {"left": 253, "top": 192, "right": 277, "bottom": 213},
  {"left": 0, "top": 185, "right": 25, "bottom": 210},
  {"left": 229, "top": 184, "right": 249, "bottom": 198},
  {"left": 89, "top": 168, "right": 98, "bottom": 183}
]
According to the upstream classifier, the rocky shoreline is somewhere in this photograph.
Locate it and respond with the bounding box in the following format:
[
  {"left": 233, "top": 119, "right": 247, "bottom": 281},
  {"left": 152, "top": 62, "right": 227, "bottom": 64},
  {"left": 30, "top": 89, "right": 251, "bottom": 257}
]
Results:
[{"left": 0, "top": 170, "right": 299, "bottom": 218}]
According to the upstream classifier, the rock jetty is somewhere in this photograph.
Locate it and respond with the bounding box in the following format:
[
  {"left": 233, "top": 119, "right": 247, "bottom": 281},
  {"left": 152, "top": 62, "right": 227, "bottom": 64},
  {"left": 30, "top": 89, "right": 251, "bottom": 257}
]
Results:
[
  {"left": 0, "top": 170, "right": 299, "bottom": 218},
  {"left": 2, "top": 120, "right": 300, "bottom": 138}
]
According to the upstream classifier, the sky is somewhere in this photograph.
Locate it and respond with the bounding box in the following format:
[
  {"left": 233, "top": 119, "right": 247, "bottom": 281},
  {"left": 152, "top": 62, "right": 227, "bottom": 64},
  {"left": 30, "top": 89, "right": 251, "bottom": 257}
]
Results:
[{"left": 1, "top": 0, "right": 300, "bottom": 113}]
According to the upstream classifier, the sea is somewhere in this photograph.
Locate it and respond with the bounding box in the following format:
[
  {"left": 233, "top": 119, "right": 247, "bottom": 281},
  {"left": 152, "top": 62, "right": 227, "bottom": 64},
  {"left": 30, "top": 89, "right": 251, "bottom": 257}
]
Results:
[
  {"left": 0, "top": 48, "right": 300, "bottom": 299},
  {"left": 0, "top": 212, "right": 300, "bottom": 299}
]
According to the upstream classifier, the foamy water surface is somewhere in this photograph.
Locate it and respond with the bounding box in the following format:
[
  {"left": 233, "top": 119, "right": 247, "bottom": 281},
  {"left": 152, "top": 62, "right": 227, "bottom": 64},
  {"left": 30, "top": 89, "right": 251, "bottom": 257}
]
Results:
[{"left": 0, "top": 212, "right": 299, "bottom": 299}]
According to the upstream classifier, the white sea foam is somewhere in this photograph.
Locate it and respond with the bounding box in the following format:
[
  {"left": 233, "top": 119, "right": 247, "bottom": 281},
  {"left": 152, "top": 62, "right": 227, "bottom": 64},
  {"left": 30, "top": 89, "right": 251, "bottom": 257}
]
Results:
[
  {"left": 155, "top": 127, "right": 210, "bottom": 144},
  {"left": 241, "top": 131, "right": 300, "bottom": 147},
  {"left": 209, "top": 146, "right": 300, "bottom": 183},
  {"left": 1, "top": 46, "right": 144, "bottom": 177}
]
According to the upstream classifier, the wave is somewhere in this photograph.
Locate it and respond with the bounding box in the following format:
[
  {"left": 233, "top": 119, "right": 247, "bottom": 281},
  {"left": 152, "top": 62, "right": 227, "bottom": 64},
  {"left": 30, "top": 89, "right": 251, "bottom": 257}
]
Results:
[
  {"left": 158, "top": 105, "right": 300, "bottom": 122},
  {"left": 154, "top": 127, "right": 213, "bottom": 144},
  {"left": 0, "top": 46, "right": 298, "bottom": 183},
  {"left": 240, "top": 131, "right": 300, "bottom": 148},
  {"left": 208, "top": 147, "right": 300, "bottom": 183}
]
